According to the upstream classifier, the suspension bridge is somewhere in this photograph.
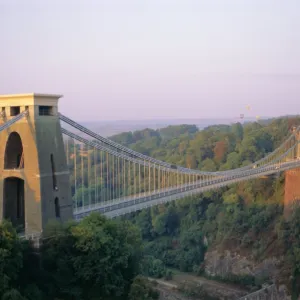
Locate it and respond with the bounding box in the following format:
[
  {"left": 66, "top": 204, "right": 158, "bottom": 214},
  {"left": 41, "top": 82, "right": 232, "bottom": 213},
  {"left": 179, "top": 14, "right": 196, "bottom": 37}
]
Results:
[
  {"left": 0, "top": 93, "right": 300, "bottom": 236},
  {"left": 62, "top": 113, "right": 300, "bottom": 220}
]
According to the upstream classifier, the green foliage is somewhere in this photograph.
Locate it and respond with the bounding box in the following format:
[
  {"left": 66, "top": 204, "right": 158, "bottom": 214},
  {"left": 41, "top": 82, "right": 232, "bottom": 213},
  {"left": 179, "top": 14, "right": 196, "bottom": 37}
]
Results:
[
  {"left": 40, "top": 214, "right": 142, "bottom": 300},
  {"left": 0, "top": 221, "right": 23, "bottom": 297},
  {"left": 128, "top": 276, "right": 159, "bottom": 300},
  {"left": 0, "top": 215, "right": 143, "bottom": 300},
  {"left": 3, "top": 115, "right": 300, "bottom": 298},
  {"left": 1, "top": 289, "right": 25, "bottom": 300},
  {"left": 135, "top": 209, "right": 153, "bottom": 240},
  {"left": 69, "top": 116, "right": 300, "bottom": 212},
  {"left": 140, "top": 256, "right": 166, "bottom": 278},
  {"left": 116, "top": 117, "right": 300, "bottom": 293},
  {"left": 178, "top": 225, "right": 206, "bottom": 272},
  {"left": 164, "top": 269, "right": 173, "bottom": 280}
]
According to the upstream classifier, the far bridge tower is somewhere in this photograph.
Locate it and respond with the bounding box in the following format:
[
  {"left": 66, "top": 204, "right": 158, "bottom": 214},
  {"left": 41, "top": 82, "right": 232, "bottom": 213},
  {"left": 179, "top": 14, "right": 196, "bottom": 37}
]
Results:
[{"left": 284, "top": 126, "right": 300, "bottom": 217}]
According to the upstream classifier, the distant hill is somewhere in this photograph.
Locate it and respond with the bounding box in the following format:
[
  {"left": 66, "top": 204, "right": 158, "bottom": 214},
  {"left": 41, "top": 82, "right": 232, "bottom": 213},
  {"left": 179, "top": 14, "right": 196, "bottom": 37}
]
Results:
[
  {"left": 78, "top": 117, "right": 259, "bottom": 137},
  {"left": 64, "top": 115, "right": 300, "bottom": 139}
]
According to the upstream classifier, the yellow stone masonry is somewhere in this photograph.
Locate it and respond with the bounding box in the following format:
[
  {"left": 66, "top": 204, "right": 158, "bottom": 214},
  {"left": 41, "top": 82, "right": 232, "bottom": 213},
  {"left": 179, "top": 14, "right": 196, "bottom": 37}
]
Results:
[{"left": 0, "top": 93, "right": 73, "bottom": 235}]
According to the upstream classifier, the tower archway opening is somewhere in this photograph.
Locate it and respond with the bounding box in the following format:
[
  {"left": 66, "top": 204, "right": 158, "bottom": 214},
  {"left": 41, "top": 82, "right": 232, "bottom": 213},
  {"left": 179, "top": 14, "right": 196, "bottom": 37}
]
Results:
[
  {"left": 4, "top": 132, "right": 24, "bottom": 169},
  {"left": 54, "top": 197, "right": 60, "bottom": 218},
  {"left": 50, "top": 154, "right": 57, "bottom": 190},
  {"left": 3, "top": 177, "right": 25, "bottom": 232}
]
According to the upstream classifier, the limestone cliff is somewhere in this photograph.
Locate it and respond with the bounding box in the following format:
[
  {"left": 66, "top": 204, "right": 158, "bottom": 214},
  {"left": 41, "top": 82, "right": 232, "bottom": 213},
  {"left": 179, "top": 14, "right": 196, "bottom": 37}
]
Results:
[{"left": 204, "top": 249, "right": 290, "bottom": 299}]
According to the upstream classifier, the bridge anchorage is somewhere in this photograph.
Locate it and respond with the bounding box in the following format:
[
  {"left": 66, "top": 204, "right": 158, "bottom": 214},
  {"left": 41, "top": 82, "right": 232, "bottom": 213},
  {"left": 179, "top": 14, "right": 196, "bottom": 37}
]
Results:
[{"left": 1, "top": 93, "right": 300, "bottom": 238}]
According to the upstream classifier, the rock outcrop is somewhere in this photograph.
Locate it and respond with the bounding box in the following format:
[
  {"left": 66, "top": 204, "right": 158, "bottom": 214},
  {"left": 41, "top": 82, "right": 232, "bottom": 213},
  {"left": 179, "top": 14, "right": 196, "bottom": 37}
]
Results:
[
  {"left": 204, "top": 250, "right": 282, "bottom": 280},
  {"left": 204, "top": 250, "right": 290, "bottom": 299}
]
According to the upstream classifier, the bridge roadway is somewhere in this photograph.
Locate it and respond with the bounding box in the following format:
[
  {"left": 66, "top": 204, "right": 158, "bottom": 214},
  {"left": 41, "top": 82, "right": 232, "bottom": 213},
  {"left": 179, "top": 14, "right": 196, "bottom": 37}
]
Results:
[{"left": 73, "top": 160, "right": 300, "bottom": 220}]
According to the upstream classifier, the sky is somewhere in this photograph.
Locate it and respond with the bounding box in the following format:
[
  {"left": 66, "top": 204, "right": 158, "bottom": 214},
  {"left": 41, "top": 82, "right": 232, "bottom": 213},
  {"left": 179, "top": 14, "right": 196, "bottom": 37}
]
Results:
[{"left": 0, "top": 0, "right": 299, "bottom": 121}]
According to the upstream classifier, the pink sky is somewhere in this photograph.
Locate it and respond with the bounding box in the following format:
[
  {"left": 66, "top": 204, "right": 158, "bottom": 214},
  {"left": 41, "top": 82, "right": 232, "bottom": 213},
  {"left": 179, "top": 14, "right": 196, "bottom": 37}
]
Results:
[{"left": 0, "top": 0, "right": 299, "bottom": 121}]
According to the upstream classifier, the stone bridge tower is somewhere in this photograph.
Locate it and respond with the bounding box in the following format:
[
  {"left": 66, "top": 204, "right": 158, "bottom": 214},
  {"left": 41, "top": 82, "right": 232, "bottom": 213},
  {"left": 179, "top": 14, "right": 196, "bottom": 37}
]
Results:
[
  {"left": 0, "top": 93, "right": 73, "bottom": 236},
  {"left": 293, "top": 126, "right": 300, "bottom": 159},
  {"left": 284, "top": 126, "right": 300, "bottom": 217}
]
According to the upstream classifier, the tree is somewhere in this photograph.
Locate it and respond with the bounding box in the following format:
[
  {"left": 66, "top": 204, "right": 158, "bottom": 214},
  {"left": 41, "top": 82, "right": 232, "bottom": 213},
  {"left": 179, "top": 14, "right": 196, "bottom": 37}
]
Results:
[
  {"left": 224, "top": 152, "right": 240, "bottom": 169},
  {"left": 186, "top": 154, "right": 197, "bottom": 169},
  {"left": 0, "top": 221, "right": 23, "bottom": 297},
  {"left": 1, "top": 289, "right": 25, "bottom": 300},
  {"left": 140, "top": 256, "right": 166, "bottom": 278},
  {"left": 223, "top": 193, "right": 239, "bottom": 204},
  {"left": 201, "top": 158, "right": 217, "bottom": 172},
  {"left": 128, "top": 276, "right": 159, "bottom": 300},
  {"left": 41, "top": 214, "right": 142, "bottom": 300},
  {"left": 73, "top": 215, "right": 142, "bottom": 299},
  {"left": 213, "top": 141, "right": 228, "bottom": 163},
  {"left": 178, "top": 225, "right": 206, "bottom": 272},
  {"left": 135, "top": 209, "right": 153, "bottom": 240},
  {"left": 231, "top": 123, "right": 243, "bottom": 141},
  {"left": 152, "top": 214, "right": 167, "bottom": 236}
]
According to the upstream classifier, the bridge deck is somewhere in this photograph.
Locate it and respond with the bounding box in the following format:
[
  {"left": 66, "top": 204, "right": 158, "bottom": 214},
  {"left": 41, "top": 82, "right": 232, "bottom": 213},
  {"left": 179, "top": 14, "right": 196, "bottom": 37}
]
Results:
[{"left": 74, "top": 160, "right": 300, "bottom": 220}]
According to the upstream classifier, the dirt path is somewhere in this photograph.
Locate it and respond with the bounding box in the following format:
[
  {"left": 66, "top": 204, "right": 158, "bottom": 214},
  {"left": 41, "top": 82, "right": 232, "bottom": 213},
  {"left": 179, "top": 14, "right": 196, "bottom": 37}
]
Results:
[
  {"left": 148, "top": 271, "right": 248, "bottom": 299},
  {"left": 155, "top": 285, "right": 194, "bottom": 300},
  {"left": 148, "top": 278, "right": 177, "bottom": 289},
  {"left": 173, "top": 272, "right": 248, "bottom": 294},
  {"left": 148, "top": 278, "right": 200, "bottom": 300}
]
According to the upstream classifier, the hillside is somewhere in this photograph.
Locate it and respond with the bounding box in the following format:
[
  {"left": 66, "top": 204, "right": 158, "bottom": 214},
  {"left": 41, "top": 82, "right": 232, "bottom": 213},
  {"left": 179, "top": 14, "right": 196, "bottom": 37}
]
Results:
[
  {"left": 2, "top": 117, "right": 300, "bottom": 299},
  {"left": 110, "top": 117, "right": 300, "bottom": 298}
]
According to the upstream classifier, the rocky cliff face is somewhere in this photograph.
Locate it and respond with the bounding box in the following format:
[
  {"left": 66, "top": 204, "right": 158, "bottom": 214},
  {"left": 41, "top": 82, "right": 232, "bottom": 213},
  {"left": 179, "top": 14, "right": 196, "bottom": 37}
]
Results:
[
  {"left": 204, "top": 250, "right": 290, "bottom": 299},
  {"left": 205, "top": 250, "right": 282, "bottom": 279}
]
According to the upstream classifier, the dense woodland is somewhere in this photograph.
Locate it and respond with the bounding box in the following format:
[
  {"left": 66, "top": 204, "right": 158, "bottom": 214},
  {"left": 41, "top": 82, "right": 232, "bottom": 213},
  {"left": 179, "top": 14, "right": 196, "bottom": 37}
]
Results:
[
  {"left": 2, "top": 116, "right": 300, "bottom": 299},
  {"left": 113, "top": 117, "right": 300, "bottom": 293},
  {"left": 0, "top": 216, "right": 159, "bottom": 300}
]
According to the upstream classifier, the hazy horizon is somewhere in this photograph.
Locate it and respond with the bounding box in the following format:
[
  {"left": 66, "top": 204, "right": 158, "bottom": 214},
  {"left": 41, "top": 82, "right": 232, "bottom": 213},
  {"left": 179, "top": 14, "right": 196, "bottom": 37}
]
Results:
[
  {"left": 78, "top": 114, "right": 286, "bottom": 137},
  {"left": 77, "top": 117, "right": 244, "bottom": 137},
  {"left": 1, "top": 1, "right": 299, "bottom": 121},
  {"left": 80, "top": 116, "right": 262, "bottom": 122}
]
